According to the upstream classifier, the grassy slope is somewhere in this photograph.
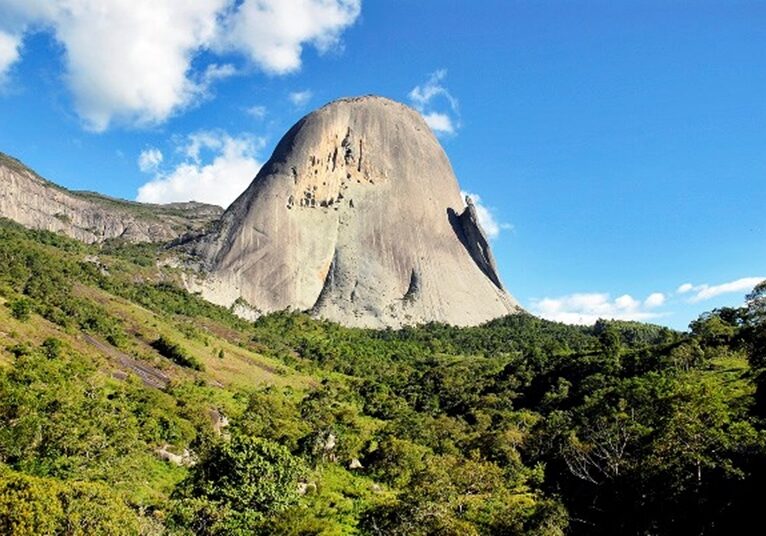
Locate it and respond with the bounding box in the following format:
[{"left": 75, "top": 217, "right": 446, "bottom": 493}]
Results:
[
  {"left": 0, "top": 274, "right": 313, "bottom": 394},
  {"left": 0, "top": 219, "right": 327, "bottom": 512}
]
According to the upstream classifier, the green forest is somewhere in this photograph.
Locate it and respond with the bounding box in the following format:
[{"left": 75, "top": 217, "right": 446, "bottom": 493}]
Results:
[{"left": 0, "top": 217, "right": 764, "bottom": 535}]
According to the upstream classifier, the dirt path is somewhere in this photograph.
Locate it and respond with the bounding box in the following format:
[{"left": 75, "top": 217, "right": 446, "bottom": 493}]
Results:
[{"left": 83, "top": 334, "right": 170, "bottom": 389}]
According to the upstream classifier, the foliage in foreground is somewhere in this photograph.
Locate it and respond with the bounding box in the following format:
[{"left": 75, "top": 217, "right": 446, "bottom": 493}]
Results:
[{"left": 0, "top": 219, "right": 764, "bottom": 535}]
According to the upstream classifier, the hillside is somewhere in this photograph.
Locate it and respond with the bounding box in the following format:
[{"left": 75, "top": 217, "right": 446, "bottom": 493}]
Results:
[
  {"left": 0, "top": 217, "right": 764, "bottom": 535},
  {"left": 0, "top": 152, "right": 222, "bottom": 244}
]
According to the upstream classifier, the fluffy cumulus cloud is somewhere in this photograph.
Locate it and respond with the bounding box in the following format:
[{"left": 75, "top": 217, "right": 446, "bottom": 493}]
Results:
[
  {"left": 136, "top": 130, "right": 263, "bottom": 208},
  {"left": 461, "top": 191, "right": 512, "bottom": 239},
  {"left": 644, "top": 292, "right": 666, "bottom": 308},
  {"left": 677, "top": 276, "right": 765, "bottom": 303},
  {"left": 0, "top": 0, "right": 228, "bottom": 130},
  {"left": 217, "top": 0, "right": 361, "bottom": 75},
  {"left": 0, "top": 0, "right": 361, "bottom": 130},
  {"left": 532, "top": 291, "right": 668, "bottom": 325},
  {"left": 289, "top": 89, "right": 313, "bottom": 108},
  {"left": 409, "top": 69, "right": 460, "bottom": 135},
  {"left": 0, "top": 30, "right": 21, "bottom": 81}
]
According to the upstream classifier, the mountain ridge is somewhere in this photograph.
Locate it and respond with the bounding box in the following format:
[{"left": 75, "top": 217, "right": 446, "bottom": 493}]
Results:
[{"left": 0, "top": 151, "right": 223, "bottom": 244}]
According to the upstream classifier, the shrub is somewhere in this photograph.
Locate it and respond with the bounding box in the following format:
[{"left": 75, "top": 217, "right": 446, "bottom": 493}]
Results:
[
  {"left": 0, "top": 471, "right": 142, "bottom": 536},
  {"left": 8, "top": 298, "right": 31, "bottom": 321},
  {"left": 171, "top": 431, "right": 304, "bottom": 534},
  {"left": 59, "top": 481, "right": 142, "bottom": 536},
  {"left": 152, "top": 336, "right": 204, "bottom": 371},
  {"left": 0, "top": 471, "right": 63, "bottom": 536},
  {"left": 41, "top": 338, "right": 63, "bottom": 360}
]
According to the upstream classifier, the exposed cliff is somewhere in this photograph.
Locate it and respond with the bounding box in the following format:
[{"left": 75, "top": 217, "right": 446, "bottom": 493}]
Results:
[
  {"left": 0, "top": 152, "right": 223, "bottom": 243},
  {"left": 182, "top": 96, "right": 521, "bottom": 327}
]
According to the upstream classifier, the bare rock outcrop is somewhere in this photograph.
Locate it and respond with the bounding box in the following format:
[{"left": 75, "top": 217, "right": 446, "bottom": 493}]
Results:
[
  {"left": 0, "top": 152, "right": 222, "bottom": 243},
  {"left": 183, "top": 96, "right": 521, "bottom": 327}
]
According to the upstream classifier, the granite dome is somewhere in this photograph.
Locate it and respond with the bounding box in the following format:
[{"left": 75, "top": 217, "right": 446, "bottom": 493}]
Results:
[{"left": 184, "top": 96, "right": 520, "bottom": 327}]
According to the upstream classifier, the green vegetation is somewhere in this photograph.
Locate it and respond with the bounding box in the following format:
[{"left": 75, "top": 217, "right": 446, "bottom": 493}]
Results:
[
  {"left": 152, "top": 336, "right": 205, "bottom": 371},
  {"left": 0, "top": 217, "right": 764, "bottom": 535},
  {"left": 171, "top": 431, "right": 305, "bottom": 534},
  {"left": 8, "top": 298, "right": 31, "bottom": 321},
  {"left": 0, "top": 468, "right": 143, "bottom": 536}
]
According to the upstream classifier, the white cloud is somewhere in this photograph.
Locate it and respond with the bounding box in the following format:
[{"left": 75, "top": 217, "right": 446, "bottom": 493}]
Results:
[
  {"left": 532, "top": 292, "right": 667, "bottom": 325},
  {"left": 422, "top": 112, "right": 454, "bottom": 134},
  {"left": 137, "top": 147, "right": 163, "bottom": 173},
  {"left": 682, "top": 277, "right": 765, "bottom": 303},
  {"left": 533, "top": 276, "right": 765, "bottom": 326},
  {"left": 5, "top": 0, "right": 229, "bottom": 131},
  {"left": 409, "top": 69, "right": 460, "bottom": 136},
  {"left": 409, "top": 69, "right": 458, "bottom": 110},
  {"left": 245, "top": 105, "right": 267, "bottom": 119},
  {"left": 615, "top": 294, "right": 639, "bottom": 310},
  {"left": 0, "top": 0, "right": 360, "bottom": 130},
  {"left": 0, "top": 30, "right": 21, "bottom": 81},
  {"left": 289, "top": 89, "right": 313, "bottom": 108},
  {"left": 215, "top": 0, "right": 361, "bottom": 74},
  {"left": 644, "top": 292, "right": 666, "bottom": 308},
  {"left": 201, "top": 62, "right": 238, "bottom": 84},
  {"left": 461, "top": 191, "right": 513, "bottom": 239},
  {"left": 677, "top": 283, "right": 694, "bottom": 294},
  {"left": 182, "top": 131, "right": 227, "bottom": 162},
  {"left": 136, "top": 130, "right": 263, "bottom": 208}
]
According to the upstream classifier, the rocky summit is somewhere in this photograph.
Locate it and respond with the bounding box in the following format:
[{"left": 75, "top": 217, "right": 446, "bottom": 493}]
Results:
[{"left": 183, "top": 96, "right": 521, "bottom": 327}]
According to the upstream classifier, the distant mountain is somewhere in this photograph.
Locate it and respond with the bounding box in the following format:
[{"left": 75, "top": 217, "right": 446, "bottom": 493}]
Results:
[{"left": 0, "top": 152, "right": 223, "bottom": 244}]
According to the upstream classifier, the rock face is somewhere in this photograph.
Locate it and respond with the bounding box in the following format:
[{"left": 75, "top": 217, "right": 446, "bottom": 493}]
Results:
[
  {"left": 185, "top": 96, "right": 520, "bottom": 327},
  {"left": 0, "top": 152, "right": 222, "bottom": 243}
]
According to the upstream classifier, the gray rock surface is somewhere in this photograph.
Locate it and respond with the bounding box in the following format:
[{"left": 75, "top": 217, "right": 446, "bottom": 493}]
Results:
[
  {"left": 0, "top": 152, "right": 222, "bottom": 243},
  {"left": 184, "top": 96, "right": 521, "bottom": 327}
]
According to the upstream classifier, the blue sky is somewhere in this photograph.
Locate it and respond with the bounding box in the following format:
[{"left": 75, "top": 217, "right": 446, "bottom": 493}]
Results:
[{"left": 0, "top": 0, "right": 764, "bottom": 329}]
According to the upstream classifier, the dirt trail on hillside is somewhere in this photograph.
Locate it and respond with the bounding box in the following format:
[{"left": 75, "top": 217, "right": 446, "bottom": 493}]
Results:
[{"left": 83, "top": 334, "right": 170, "bottom": 389}]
